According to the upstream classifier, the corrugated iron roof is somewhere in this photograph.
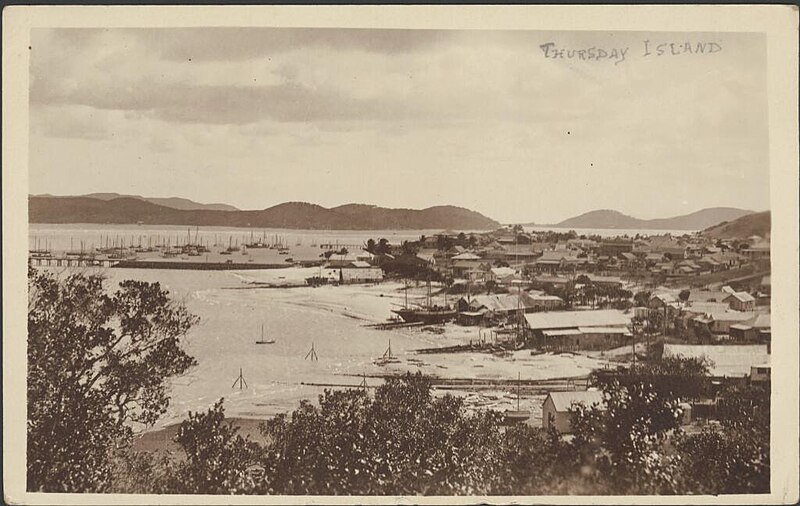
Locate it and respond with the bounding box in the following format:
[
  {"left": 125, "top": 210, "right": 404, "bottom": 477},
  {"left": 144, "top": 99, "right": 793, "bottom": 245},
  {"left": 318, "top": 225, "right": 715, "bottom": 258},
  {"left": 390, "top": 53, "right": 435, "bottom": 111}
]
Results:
[
  {"left": 524, "top": 310, "right": 630, "bottom": 330},
  {"left": 546, "top": 390, "right": 606, "bottom": 412},
  {"left": 662, "top": 344, "right": 770, "bottom": 378}
]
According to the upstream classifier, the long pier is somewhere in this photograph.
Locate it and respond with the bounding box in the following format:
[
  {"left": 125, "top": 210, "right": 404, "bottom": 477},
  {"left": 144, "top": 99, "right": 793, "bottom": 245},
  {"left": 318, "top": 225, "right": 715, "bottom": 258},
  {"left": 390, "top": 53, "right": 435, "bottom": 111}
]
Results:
[
  {"left": 29, "top": 256, "right": 117, "bottom": 268},
  {"left": 334, "top": 372, "right": 591, "bottom": 393},
  {"left": 111, "top": 260, "right": 292, "bottom": 271},
  {"left": 319, "top": 243, "right": 364, "bottom": 250}
]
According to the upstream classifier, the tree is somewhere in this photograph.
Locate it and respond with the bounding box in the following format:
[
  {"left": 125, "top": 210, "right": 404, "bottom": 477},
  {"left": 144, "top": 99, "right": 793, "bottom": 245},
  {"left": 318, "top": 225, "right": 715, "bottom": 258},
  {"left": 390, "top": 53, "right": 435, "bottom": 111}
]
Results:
[
  {"left": 27, "top": 268, "right": 197, "bottom": 492},
  {"left": 633, "top": 290, "right": 651, "bottom": 307},
  {"left": 592, "top": 356, "right": 710, "bottom": 401},
  {"left": 167, "top": 400, "right": 262, "bottom": 494},
  {"left": 259, "top": 372, "right": 505, "bottom": 495},
  {"left": 436, "top": 235, "right": 453, "bottom": 252},
  {"left": 365, "top": 238, "right": 376, "bottom": 254},
  {"left": 678, "top": 289, "right": 691, "bottom": 302},
  {"left": 677, "top": 384, "right": 769, "bottom": 493},
  {"left": 400, "top": 240, "right": 420, "bottom": 256},
  {"left": 374, "top": 238, "right": 391, "bottom": 256},
  {"left": 568, "top": 381, "right": 685, "bottom": 494}
]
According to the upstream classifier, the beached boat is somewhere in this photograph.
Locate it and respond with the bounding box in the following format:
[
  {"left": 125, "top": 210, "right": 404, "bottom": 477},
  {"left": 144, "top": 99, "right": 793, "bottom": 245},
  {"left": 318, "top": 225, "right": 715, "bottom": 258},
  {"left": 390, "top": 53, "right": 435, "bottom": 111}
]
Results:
[
  {"left": 374, "top": 338, "right": 401, "bottom": 366},
  {"left": 255, "top": 324, "right": 276, "bottom": 345},
  {"left": 503, "top": 373, "right": 531, "bottom": 424},
  {"left": 391, "top": 307, "right": 456, "bottom": 324},
  {"left": 391, "top": 278, "right": 456, "bottom": 324}
]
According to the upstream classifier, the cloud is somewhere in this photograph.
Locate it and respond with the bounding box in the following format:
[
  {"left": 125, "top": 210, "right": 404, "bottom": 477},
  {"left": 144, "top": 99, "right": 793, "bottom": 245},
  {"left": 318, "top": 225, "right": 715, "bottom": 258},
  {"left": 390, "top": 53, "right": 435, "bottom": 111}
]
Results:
[{"left": 28, "top": 28, "right": 770, "bottom": 222}]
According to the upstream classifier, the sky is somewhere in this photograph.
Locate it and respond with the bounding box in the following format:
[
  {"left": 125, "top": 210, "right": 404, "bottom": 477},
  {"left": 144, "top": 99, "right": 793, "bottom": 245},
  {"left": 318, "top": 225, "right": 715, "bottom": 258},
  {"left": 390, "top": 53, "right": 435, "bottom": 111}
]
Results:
[{"left": 29, "top": 28, "right": 769, "bottom": 224}]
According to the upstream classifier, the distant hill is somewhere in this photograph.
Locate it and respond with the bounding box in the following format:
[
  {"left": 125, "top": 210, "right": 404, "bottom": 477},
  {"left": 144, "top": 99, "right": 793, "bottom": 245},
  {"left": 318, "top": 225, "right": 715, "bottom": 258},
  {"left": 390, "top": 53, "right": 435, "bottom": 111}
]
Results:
[
  {"left": 330, "top": 203, "right": 498, "bottom": 230},
  {"left": 703, "top": 211, "right": 771, "bottom": 239},
  {"left": 28, "top": 196, "right": 499, "bottom": 231},
  {"left": 551, "top": 207, "right": 754, "bottom": 231},
  {"left": 32, "top": 193, "right": 239, "bottom": 212}
]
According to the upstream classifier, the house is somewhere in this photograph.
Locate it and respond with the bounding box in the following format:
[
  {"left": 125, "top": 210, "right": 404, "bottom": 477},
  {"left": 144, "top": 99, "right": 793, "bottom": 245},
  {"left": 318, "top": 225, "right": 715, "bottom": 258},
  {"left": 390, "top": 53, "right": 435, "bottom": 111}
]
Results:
[
  {"left": 458, "top": 293, "right": 532, "bottom": 316},
  {"left": 567, "top": 238, "right": 599, "bottom": 252},
  {"left": 729, "top": 313, "right": 771, "bottom": 343},
  {"left": 455, "top": 292, "right": 548, "bottom": 325},
  {"left": 741, "top": 240, "right": 770, "bottom": 261},
  {"left": 320, "top": 266, "right": 383, "bottom": 284},
  {"left": 487, "top": 266, "right": 517, "bottom": 284},
  {"left": 682, "top": 302, "right": 731, "bottom": 316},
  {"left": 759, "top": 275, "right": 771, "bottom": 295},
  {"left": 586, "top": 274, "right": 623, "bottom": 289},
  {"left": 696, "top": 256, "right": 722, "bottom": 272},
  {"left": 599, "top": 240, "right": 634, "bottom": 257},
  {"left": 729, "top": 324, "right": 758, "bottom": 341},
  {"left": 648, "top": 293, "right": 681, "bottom": 316},
  {"left": 416, "top": 250, "right": 437, "bottom": 266},
  {"left": 542, "top": 390, "right": 605, "bottom": 433},
  {"left": 528, "top": 294, "right": 565, "bottom": 311},
  {"left": 708, "top": 252, "right": 744, "bottom": 269},
  {"left": 450, "top": 252, "right": 485, "bottom": 277},
  {"left": 524, "top": 310, "right": 631, "bottom": 350},
  {"left": 677, "top": 259, "right": 703, "bottom": 274},
  {"left": 534, "top": 251, "right": 583, "bottom": 273},
  {"left": 327, "top": 252, "right": 373, "bottom": 268},
  {"left": 646, "top": 236, "right": 688, "bottom": 259},
  {"left": 530, "top": 276, "right": 572, "bottom": 290},
  {"left": 662, "top": 343, "right": 770, "bottom": 379},
  {"left": 618, "top": 252, "right": 639, "bottom": 267},
  {"left": 691, "top": 310, "right": 758, "bottom": 334},
  {"left": 723, "top": 291, "right": 756, "bottom": 311},
  {"left": 687, "top": 289, "right": 728, "bottom": 303},
  {"left": 499, "top": 245, "right": 542, "bottom": 266},
  {"left": 747, "top": 313, "right": 772, "bottom": 343},
  {"left": 750, "top": 364, "right": 771, "bottom": 383}
]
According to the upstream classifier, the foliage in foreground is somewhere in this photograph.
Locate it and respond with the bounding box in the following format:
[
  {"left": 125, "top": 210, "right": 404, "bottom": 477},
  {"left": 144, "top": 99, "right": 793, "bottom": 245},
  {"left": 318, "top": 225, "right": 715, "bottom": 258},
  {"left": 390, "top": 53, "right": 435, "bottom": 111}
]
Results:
[
  {"left": 113, "top": 373, "right": 769, "bottom": 496},
  {"left": 27, "top": 268, "right": 197, "bottom": 492},
  {"left": 27, "top": 269, "right": 769, "bottom": 496}
]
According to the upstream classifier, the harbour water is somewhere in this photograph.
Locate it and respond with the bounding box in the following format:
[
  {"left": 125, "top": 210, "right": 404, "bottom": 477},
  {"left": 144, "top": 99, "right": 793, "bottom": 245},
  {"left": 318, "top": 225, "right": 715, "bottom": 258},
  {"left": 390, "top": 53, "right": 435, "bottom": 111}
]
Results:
[{"left": 28, "top": 224, "right": 617, "bottom": 429}]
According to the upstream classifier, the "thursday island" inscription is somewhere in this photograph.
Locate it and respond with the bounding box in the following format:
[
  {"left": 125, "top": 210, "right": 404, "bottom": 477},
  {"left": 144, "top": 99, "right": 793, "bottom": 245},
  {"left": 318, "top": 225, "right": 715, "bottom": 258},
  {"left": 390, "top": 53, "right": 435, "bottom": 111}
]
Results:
[{"left": 539, "top": 40, "right": 723, "bottom": 65}]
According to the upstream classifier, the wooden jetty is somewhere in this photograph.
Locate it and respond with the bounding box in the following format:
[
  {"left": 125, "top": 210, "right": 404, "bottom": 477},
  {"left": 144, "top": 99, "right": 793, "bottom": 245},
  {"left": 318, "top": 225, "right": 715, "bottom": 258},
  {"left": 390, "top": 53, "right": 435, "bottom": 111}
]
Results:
[
  {"left": 301, "top": 381, "right": 377, "bottom": 389},
  {"left": 362, "top": 321, "right": 425, "bottom": 330},
  {"left": 318, "top": 242, "right": 364, "bottom": 250},
  {"left": 111, "top": 260, "right": 291, "bottom": 271},
  {"left": 29, "top": 255, "right": 117, "bottom": 268},
  {"left": 414, "top": 342, "right": 517, "bottom": 354},
  {"left": 336, "top": 372, "right": 590, "bottom": 392}
]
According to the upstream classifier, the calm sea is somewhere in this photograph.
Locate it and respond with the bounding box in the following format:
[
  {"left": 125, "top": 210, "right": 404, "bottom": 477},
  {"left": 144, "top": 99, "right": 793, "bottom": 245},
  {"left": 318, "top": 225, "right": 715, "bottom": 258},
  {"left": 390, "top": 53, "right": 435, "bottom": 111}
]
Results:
[{"left": 27, "top": 224, "right": 616, "bottom": 428}]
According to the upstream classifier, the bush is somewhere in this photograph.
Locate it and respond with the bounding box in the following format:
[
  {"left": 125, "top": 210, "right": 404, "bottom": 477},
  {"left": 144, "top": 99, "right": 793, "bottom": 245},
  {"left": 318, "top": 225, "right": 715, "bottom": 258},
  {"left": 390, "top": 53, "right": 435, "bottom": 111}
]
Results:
[{"left": 27, "top": 268, "right": 197, "bottom": 492}]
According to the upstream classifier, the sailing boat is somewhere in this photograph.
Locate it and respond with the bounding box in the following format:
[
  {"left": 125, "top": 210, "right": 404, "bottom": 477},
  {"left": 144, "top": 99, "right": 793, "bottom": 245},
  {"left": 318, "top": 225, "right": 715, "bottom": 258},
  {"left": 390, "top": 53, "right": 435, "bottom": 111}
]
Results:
[
  {"left": 255, "top": 324, "right": 276, "bottom": 345},
  {"left": 391, "top": 277, "right": 456, "bottom": 324},
  {"left": 504, "top": 372, "right": 531, "bottom": 424},
  {"left": 373, "top": 338, "right": 401, "bottom": 366}
]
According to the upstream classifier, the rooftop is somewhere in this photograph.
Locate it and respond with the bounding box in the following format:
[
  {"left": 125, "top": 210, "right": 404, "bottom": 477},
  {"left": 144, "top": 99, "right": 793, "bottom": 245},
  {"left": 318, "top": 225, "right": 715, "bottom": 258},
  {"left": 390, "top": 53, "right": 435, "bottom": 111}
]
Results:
[
  {"left": 725, "top": 291, "right": 756, "bottom": 303},
  {"left": 451, "top": 252, "right": 482, "bottom": 261},
  {"left": 524, "top": 309, "right": 630, "bottom": 330},
  {"left": 662, "top": 344, "right": 770, "bottom": 378},
  {"left": 546, "top": 390, "right": 606, "bottom": 412}
]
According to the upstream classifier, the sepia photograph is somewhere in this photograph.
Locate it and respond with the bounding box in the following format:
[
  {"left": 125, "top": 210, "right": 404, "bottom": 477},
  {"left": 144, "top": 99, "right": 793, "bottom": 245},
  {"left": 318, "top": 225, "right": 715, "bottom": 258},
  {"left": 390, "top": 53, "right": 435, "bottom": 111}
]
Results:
[{"left": 3, "top": 5, "right": 799, "bottom": 505}]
